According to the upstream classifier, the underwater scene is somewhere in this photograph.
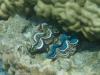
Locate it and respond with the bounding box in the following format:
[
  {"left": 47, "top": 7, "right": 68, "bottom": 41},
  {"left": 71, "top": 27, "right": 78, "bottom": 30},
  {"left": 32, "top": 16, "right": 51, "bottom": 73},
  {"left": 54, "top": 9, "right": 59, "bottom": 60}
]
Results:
[{"left": 0, "top": 0, "right": 100, "bottom": 75}]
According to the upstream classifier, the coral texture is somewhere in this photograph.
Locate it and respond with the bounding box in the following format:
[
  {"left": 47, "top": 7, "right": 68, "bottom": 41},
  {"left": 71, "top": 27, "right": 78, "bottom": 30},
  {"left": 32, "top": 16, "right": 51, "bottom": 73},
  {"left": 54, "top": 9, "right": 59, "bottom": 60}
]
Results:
[
  {"left": 0, "top": 0, "right": 100, "bottom": 41},
  {"left": 34, "top": 0, "right": 100, "bottom": 41},
  {"left": 0, "top": 0, "right": 36, "bottom": 19}
]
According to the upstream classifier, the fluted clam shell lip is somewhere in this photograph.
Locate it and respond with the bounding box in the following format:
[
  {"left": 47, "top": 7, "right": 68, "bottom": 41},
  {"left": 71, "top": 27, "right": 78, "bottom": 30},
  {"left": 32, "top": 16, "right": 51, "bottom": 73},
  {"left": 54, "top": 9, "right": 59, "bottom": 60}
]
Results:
[
  {"left": 33, "top": 32, "right": 44, "bottom": 42},
  {"left": 42, "top": 29, "right": 52, "bottom": 39},
  {"left": 69, "top": 39, "right": 79, "bottom": 45},
  {"left": 59, "top": 40, "right": 69, "bottom": 52},
  {"left": 36, "top": 38, "right": 44, "bottom": 49}
]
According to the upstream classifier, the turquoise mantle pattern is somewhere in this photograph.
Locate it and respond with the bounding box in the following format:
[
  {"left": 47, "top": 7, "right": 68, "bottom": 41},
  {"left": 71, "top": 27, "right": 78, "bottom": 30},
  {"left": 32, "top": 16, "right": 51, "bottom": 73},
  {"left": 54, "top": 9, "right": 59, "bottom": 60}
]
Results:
[{"left": 31, "top": 23, "right": 79, "bottom": 59}]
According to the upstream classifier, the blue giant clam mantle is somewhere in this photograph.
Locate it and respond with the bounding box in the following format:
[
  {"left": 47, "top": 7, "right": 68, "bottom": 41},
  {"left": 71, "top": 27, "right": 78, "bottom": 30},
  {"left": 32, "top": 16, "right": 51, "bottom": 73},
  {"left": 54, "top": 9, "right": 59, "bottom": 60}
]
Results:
[
  {"left": 31, "top": 23, "right": 79, "bottom": 59},
  {"left": 47, "top": 33, "right": 79, "bottom": 59}
]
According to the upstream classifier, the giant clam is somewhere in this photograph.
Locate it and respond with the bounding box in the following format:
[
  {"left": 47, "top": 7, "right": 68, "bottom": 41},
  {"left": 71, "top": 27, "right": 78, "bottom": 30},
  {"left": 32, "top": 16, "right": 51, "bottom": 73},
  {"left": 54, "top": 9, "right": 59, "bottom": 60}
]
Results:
[
  {"left": 47, "top": 33, "right": 79, "bottom": 59},
  {"left": 30, "top": 23, "right": 79, "bottom": 59},
  {"left": 32, "top": 23, "right": 58, "bottom": 50}
]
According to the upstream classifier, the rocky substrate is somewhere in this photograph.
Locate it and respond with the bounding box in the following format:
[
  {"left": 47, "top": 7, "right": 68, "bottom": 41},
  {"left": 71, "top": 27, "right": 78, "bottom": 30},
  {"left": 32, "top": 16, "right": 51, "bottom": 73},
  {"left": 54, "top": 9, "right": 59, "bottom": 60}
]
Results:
[{"left": 0, "top": 15, "right": 100, "bottom": 75}]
